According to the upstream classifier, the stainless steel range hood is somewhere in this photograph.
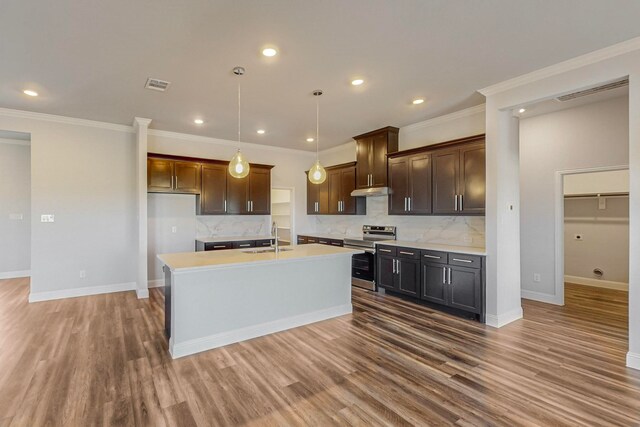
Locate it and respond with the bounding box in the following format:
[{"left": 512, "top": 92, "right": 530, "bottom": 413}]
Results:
[{"left": 351, "top": 187, "right": 390, "bottom": 197}]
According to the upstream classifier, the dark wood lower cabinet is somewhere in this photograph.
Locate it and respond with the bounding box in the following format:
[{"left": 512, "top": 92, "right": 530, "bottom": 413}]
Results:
[{"left": 377, "top": 245, "right": 485, "bottom": 321}]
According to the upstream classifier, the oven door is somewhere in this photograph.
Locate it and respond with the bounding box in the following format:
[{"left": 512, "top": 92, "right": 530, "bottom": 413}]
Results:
[{"left": 347, "top": 248, "right": 376, "bottom": 290}]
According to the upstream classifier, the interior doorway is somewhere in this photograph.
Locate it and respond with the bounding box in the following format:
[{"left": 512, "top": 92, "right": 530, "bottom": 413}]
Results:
[
  {"left": 271, "top": 187, "right": 294, "bottom": 246},
  {"left": 0, "top": 130, "right": 32, "bottom": 281}
]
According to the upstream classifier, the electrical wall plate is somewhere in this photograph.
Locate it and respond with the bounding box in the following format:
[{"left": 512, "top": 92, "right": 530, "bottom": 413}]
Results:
[{"left": 41, "top": 214, "right": 55, "bottom": 223}]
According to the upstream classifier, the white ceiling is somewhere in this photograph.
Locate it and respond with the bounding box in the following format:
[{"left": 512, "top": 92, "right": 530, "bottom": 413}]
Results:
[{"left": 2, "top": 0, "right": 640, "bottom": 151}]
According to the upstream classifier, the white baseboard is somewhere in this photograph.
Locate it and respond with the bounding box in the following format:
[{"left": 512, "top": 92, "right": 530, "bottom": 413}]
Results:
[
  {"left": 565, "top": 275, "right": 628, "bottom": 291},
  {"left": 148, "top": 279, "right": 164, "bottom": 288},
  {"left": 0, "top": 270, "right": 31, "bottom": 280},
  {"left": 521, "top": 289, "right": 563, "bottom": 305},
  {"left": 29, "top": 282, "right": 136, "bottom": 303},
  {"left": 486, "top": 306, "right": 523, "bottom": 328},
  {"left": 136, "top": 288, "right": 149, "bottom": 299},
  {"left": 627, "top": 352, "right": 640, "bottom": 370},
  {"left": 170, "top": 303, "right": 352, "bottom": 359}
]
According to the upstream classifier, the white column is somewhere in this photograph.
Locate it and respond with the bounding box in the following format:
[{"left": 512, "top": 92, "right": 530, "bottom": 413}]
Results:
[
  {"left": 484, "top": 99, "right": 523, "bottom": 327},
  {"left": 628, "top": 73, "right": 640, "bottom": 370},
  {"left": 134, "top": 117, "right": 152, "bottom": 299}
]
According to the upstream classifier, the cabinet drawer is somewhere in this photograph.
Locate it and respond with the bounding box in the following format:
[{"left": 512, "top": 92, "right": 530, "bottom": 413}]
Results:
[
  {"left": 318, "top": 238, "right": 331, "bottom": 245},
  {"left": 329, "top": 239, "right": 344, "bottom": 247},
  {"left": 297, "top": 236, "right": 307, "bottom": 244},
  {"left": 306, "top": 237, "right": 318, "bottom": 244},
  {"left": 255, "top": 239, "right": 274, "bottom": 247},
  {"left": 233, "top": 240, "right": 256, "bottom": 249},
  {"left": 204, "top": 242, "right": 233, "bottom": 251},
  {"left": 396, "top": 247, "right": 420, "bottom": 260},
  {"left": 421, "top": 250, "right": 448, "bottom": 264},
  {"left": 448, "top": 253, "right": 482, "bottom": 268},
  {"left": 376, "top": 245, "right": 397, "bottom": 256}
]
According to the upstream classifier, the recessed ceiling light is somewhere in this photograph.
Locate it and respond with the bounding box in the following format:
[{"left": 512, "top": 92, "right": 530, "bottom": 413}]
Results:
[
  {"left": 262, "top": 48, "right": 277, "bottom": 57},
  {"left": 351, "top": 79, "right": 364, "bottom": 86},
  {"left": 257, "top": 129, "right": 265, "bottom": 134},
  {"left": 412, "top": 98, "right": 425, "bottom": 105},
  {"left": 519, "top": 108, "right": 526, "bottom": 113},
  {"left": 306, "top": 137, "right": 314, "bottom": 142},
  {"left": 194, "top": 119, "right": 204, "bottom": 125},
  {"left": 23, "top": 89, "right": 38, "bottom": 97}
]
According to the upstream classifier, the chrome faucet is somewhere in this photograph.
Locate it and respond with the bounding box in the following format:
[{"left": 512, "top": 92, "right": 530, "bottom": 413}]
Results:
[{"left": 271, "top": 222, "right": 279, "bottom": 252}]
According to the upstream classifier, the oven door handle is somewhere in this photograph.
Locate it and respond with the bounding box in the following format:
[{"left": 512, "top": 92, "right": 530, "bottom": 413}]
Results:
[{"left": 344, "top": 245, "right": 375, "bottom": 254}]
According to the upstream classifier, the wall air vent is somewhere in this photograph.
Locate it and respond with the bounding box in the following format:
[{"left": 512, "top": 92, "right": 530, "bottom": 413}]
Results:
[
  {"left": 144, "top": 78, "right": 171, "bottom": 92},
  {"left": 555, "top": 78, "right": 628, "bottom": 102}
]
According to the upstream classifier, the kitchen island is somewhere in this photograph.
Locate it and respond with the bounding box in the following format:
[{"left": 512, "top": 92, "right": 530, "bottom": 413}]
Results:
[{"left": 158, "top": 244, "right": 361, "bottom": 358}]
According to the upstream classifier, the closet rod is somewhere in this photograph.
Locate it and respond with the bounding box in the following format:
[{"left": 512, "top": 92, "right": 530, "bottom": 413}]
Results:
[{"left": 564, "top": 192, "right": 629, "bottom": 199}]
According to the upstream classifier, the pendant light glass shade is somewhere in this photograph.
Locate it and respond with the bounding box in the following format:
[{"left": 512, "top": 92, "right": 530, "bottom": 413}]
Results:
[
  {"left": 308, "top": 89, "right": 326, "bottom": 185},
  {"left": 308, "top": 160, "right": 327, "bottom": 184},
  {"left": 228, "top": 149, "right": 250, "bottom": 178},
  {"left": 229, "top": 66, "right": 250, "bottom": 179}
]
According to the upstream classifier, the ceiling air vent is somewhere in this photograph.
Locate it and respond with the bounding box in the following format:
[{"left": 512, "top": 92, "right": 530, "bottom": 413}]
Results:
[
  {"left": 144, "top": 78, "right": 171, "bottom": 92},
  {"left": 556, "top": 78, "right": 628, "bottom": 102}
]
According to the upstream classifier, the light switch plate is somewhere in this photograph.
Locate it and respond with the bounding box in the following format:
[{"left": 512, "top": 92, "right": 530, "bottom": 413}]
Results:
[
  {"left": 171, "top": 226, "right": 177, "bottom": 233},
  {"left": 9, "top": 213, "right": 23, "bottom": 220},
  {"left": 41, "top": 214, "right": 55, "bottom": 223}
]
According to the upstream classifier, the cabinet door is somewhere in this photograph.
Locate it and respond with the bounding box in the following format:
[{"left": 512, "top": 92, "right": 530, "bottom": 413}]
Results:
[
  {"left": 248, "top": 167, "right": 271, "bottom": 214},
  {"left": 147, "top": 158, "right": 174, "bottom": 192},
  {"left": 408, "top": 153, "right": 432, "bottom": 214},
  {"left": 307, "top": 174, "right": 320, "bottom": 214},
  {"left": 200, "top": 164, "right": 227, "bottom": 215},
  {"left": 355, "top": 137, "right": 372, "bottom": 188},
  {"left": 318, "top": 178, "right": 329, "bottom": 214},
  {"left": 448, "top": 265, "right": 482, "bottom": 314},
  {"left": 226, "top": 173, "right": 249, "bottom": 214},
  {"left": 174, "top": 161, "right": 201, "bottom": 194},
  {"left": 388, "top": 156, "right": 409, "bottom": 215},
  {"left": 233, "top": 240, "right": 256, "bottom": 249},
  {"left": 340, "top": 166, "right": 358, "bottom": 214},
  {"left": 432, "top": 149, "right": 459, "bottom": 214},
  {"left": 376, "top": 255, "right": 397, "bottom": 291},
  {"left": 371, "top": 133, "right": 389, "bottom": 187},
  {"left": 459, "top": 144, "right": 485, "bottom": 214},
  {"left": 328, "top": 169, "right": 341, "bottom": 214},
  {"left": 421, "top": 263, "right": 448, "bottom": 305},
  {"left": 397, "top": 258, "right": 420, "bottom": 297}
]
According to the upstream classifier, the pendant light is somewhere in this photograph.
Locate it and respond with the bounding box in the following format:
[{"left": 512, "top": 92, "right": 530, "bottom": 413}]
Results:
[
  {"left": 228, "top": 66, "right": 250, "bottom": 179},
  {"left": 308, "top": 90, "right": 327, "bottom": 185}
]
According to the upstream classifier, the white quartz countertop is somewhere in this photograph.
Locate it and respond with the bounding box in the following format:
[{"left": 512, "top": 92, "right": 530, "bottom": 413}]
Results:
[
  {"left": 159, "top": 244, "right": 362, "bottom": 272},
  {"left": 297, "top": 232, "right": 350, "bottom": 241},
  {"left": 375, "top": 240, "right": 487, "bottom": 256},
  {"left": 196, "top": 235, "right": 274, "bottom": 243}
]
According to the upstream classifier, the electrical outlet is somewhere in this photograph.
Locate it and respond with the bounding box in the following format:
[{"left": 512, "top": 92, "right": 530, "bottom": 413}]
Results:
[
  {"left": 79, "top": 270, "right": 86, "bottom": 279},
  {"left": 574, "top": 234, "right": 583, "bottom": 241},
  {"left": 171, "top": 226, "right": 177, "bottom": 233},
  {"left": 533, "top": 273, "right": 541, "bottom": 283},
  {"left": 41, "top": 214, "right": 55, "bottom": 223}
]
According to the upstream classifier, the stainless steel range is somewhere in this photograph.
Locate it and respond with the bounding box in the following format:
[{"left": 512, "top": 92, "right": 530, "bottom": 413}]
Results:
[{"left": 344, "top": 225, "right": 396, "bottom": 290}]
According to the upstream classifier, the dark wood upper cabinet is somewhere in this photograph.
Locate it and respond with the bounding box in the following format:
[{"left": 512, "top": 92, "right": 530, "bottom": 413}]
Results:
[
  {"left": 328, "top": 169, "right": 341, "bottom": 214},
  {"left": 148, "top": 157, "right": 201, "bottom": 194},
  {"left": 388, "top": 153, "right": 432, "bottom": 215},
  {"left": 248, "top": 166, "right": 271, "bottom": 214},
  {"left": 306, "top": 162, "right": 364, "bottom": 215},
  {"left": 432, "top": 148, "right": 460, "bottom": 215},
  {"left": 199, "top": 163, "right": 227, "bottom": 215},
  {"left": 340, "top": 165, "right": 360, "bottom": 214},
  {"left": 459, "top": 143, "right": 486, "bottom": 214},
  {"left": 306, "top": 174, "right": 329, "bottom": 214},
  {"left": 353, "top": 126, "right": 399, "bottom": 189},
  {"left": 224, "top": 170, "right": 249, "bottom": 214}
]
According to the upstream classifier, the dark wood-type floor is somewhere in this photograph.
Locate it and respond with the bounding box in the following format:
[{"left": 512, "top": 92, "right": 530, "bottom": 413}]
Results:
[{"left": 0, "top": 278, "right": 639, "bottom": 426}]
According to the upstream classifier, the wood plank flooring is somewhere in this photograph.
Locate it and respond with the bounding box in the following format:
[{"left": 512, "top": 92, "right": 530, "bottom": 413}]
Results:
[{"left": 0, "top": 278, "right": 639, "bottom": 426}]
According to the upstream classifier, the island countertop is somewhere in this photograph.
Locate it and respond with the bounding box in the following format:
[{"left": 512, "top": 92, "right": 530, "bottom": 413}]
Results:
[{"left": 159, "top": 244, "right": 362, "bottom": 272}]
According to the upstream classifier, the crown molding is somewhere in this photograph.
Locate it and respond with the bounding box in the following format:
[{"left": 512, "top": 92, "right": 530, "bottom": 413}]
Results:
[
  {"left": 133, "top": 117, "right": 153, "bottom": 128},
  {"left": 479, "top": 36, "right": 640, "bottom": 97},
  {"left": 0, "top": 137, "right": 30, "bottom": 146},
  {"left": 0, "top": 107, "right": 134, "bottom": 133},
  {"left": 401, "top": 104, "right": 486, "bottom": 133},
  {"left": 147, "top": 128, "right": 315, "bottom": 156}
]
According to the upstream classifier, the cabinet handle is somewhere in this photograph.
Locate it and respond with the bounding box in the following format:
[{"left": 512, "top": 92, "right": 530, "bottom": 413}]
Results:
[
  {"left": 379, "top": 248, "right": 391, "bottom": 253},
  {"left": 448, "top": 267, "right": 452, "bottom": 285},
  {"left": 392, "top": 259, "right": 396, "bottom": 274},
  {"left": 452, "top": 258, "right": 473, "bottom": 263},
  {"left": 239, "top": 244, "right": 250, "bottom": 247},
  {"left": 454, "top": 194, "right": 458, "bottom": 211},
  {"left": 408, "top": 197, "right": 411, "bottom": 211},
  {"left": 399, "top": 251, "right": 414, "bottom": 256},
  {"left": 459, "top": 194, "right": 463, "bottom": 211},
  {"left": 171, "top": 175, "right": 174, "bottom": 189},
  {"left": 175, "top": 176, "right": 178, "bottom": 188},
  {"left": 423, "top": 254, "right": 441, "bottom": 259},
  {"left": 397, "top": 259, "right": 401, "bottom": 275},
  {"left": 443, "top": 267, "right": 446, "bottom": 284},
  {"left": 319, "top": 240, "right": 328, "bottom": 244},
  {"left": 213, "top": 245, "right": 226, "bottom": 249},
  {"left": 404, "top": 197, "right": 407, "bottom": 212},
  {"left": 224, "top": 200, "right": 227, "bottom": 212}
]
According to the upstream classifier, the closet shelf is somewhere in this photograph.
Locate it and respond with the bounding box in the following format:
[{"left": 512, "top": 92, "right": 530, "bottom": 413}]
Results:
[{"left": 564, "top": 192, "right": 628, "bottom": 199}]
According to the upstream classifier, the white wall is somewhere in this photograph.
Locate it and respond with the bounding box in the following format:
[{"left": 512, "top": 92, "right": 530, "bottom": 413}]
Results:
[
  {"left": 148, "top": 193, "right": 197, "bottom": 282},
  {"left": 0, "top": 138, "right": 31, "bottom": 277},
  {"left": 564, "top": 169, "right": 629, "bottom": 195},
  {"left": 519, "top": 96, "right": 629, "bottom": 297},
  {"left": 0, "top": 111, "right": 138, "bottom": 299}
]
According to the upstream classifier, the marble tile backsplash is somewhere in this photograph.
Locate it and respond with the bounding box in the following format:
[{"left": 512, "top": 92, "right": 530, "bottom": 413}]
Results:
[
  {"left": 196, "top": 215, "right": 271, "bottom": 238},
  {"left": 315, "top": 197, "right": 485, "bottom": 247}
]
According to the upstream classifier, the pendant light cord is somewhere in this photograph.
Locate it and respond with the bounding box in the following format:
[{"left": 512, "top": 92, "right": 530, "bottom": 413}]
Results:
[
  {"left": 316, "top": 95, "right": 320, "bottom": 160},
  {"left": 237, "top": 79, "right": 241, "bottom": 145}
]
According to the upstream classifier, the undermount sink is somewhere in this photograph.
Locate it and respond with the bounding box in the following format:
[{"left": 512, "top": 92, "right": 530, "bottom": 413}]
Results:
[{"left": 243, "top": 247, "right": 294, "bottom": 254}]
